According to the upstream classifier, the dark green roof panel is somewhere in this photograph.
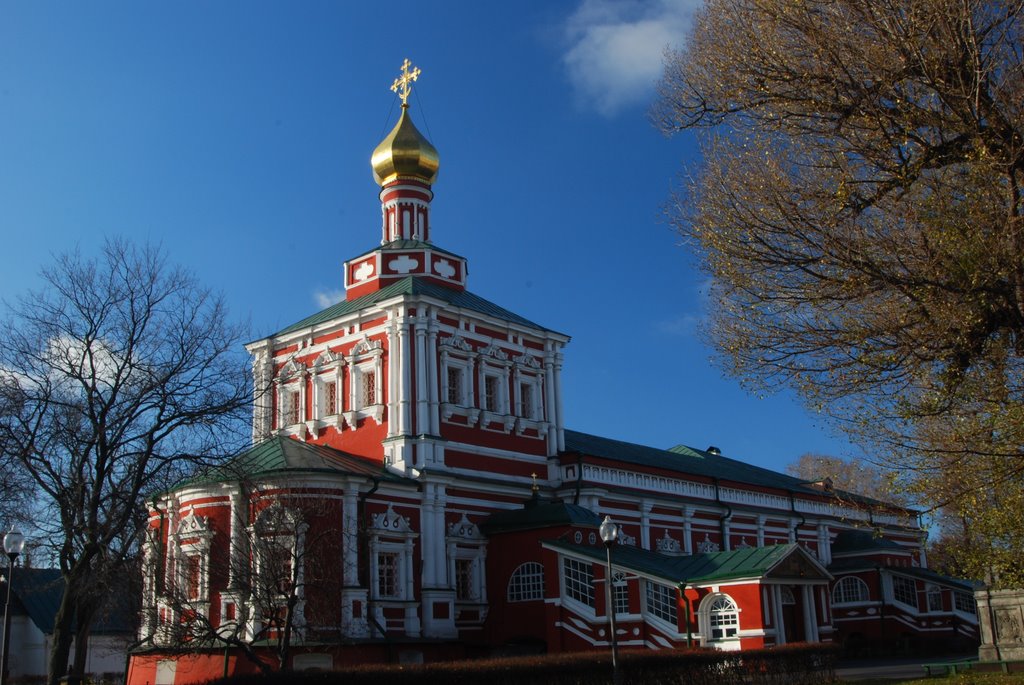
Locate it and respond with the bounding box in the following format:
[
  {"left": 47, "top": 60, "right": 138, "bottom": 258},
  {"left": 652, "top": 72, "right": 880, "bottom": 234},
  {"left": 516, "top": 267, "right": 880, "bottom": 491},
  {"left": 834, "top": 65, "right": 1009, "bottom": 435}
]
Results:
[{"left": 272, "top": 276, "right": 558, "bottom": 337}]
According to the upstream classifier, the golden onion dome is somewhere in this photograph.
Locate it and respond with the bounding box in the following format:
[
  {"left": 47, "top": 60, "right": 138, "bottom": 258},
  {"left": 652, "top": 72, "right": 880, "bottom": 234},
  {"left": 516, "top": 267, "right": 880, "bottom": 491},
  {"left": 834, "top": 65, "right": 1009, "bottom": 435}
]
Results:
[{"left": 371, "top": 104, "right": 440, "bottom": 186}]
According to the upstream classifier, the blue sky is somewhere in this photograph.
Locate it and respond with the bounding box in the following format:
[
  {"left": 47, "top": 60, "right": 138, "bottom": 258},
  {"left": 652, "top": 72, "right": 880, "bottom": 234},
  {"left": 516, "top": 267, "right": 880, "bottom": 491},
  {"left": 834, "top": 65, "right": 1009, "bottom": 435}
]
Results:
[{"left": 0, "top": 1, "right": 862, "bottom": 471}]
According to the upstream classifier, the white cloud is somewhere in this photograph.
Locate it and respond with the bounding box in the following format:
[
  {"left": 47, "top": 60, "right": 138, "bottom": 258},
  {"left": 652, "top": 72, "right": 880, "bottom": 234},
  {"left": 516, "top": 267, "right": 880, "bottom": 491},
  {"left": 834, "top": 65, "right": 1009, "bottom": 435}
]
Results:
[
  {"left": 563, "top": 0, "right": 698, "bottom": 116},
  {"left": 314, "top": 289, "right": 346, "bottom": 309}
]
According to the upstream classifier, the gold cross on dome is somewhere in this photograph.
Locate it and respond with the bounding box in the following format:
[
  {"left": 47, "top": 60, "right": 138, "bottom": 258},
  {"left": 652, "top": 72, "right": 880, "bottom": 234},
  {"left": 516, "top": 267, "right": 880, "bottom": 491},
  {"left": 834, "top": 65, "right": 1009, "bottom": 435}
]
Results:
[{"left": 390, "top": 58, "right": 421, "bottom": 105}]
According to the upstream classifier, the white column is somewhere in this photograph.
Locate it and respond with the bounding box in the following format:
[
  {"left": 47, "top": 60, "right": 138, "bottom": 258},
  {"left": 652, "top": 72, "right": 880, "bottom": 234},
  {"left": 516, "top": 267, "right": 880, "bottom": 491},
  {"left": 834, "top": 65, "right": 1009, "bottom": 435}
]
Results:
[
  {"left": 398, "top": 318, "right": 412, "bottom": 435},
  {"left": 788, "top": 518, "right": 798, "bottom": 544},
  {"left": 386, "top": 319, "right": 399, "bottom": 437},
  {"left": 756, "top": 515, "right": 766, "bottom": 547},
  {"left": 553, "top": 349, "right": 565, "bottom": 451},
  {"left": 640, "top": 501, "right": 653, "bottom": 550},
  {"left": 434, "top": 489, "right": 448, "bottom": 583},
  {"left": 427, "top": 316, "right": 440, "bottom": 435},
  {"left": 683, "top": 507, "right": 694, "bottom": 554},
  {"left": 414, "top": 319, "right": 428, "bottom": 435},
  {"left": 801, "top": 585, "right": 819, "bottom": 642},
  {"left": 817, "top": 524, "right": 831, "bottom": 565},
  {"left": 228, "top": 487, "right": 245, "bottom": 587},
  {"left": 543, "top": 347, "right": 557, "bottom": 456},
  {"left": 773, "top": 586, "right": 787, "bottom": 645},
  {"left": 342, "top": 487, "right": 359, "bottom": 586}
]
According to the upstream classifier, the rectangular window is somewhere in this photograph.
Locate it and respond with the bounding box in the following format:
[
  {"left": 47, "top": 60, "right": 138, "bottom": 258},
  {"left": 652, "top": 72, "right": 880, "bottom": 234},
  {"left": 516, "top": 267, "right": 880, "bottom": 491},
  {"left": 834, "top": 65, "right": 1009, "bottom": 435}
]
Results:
[
  {"left": 563, "top": 557, "right": 594, "bottom": 607},
  {"left": 361, "top": 370, "right": 376, "bottom": 407},
  {"left": 185, "top": 555, "right": 201, "bottom": 600},
  {"left": 613, "top": 571, "right": 629, "bottom": 615},
  {"left": 892, "top": 575, "right": 918, "bottom": 608},
  {"left": 447, "top": 366, "right": 463, "bottom": 404},
  {"left": 484, "top": 375, "right": 500, "bottom": 412},
  {"left": 711, "top": 611, "right": 738, "bottom": 639},
  {"left": 518, "top": 382, "right": 533, "bottom": 418},
  {"left": 324, "top": 381, "right": 337, "bottom": 415},
  {"left": 263, "top": 541, "right": 293, "bottom": 594},
  {"left": 455, "top": 559, "right": 474, "bottom": 601},
  {"left": 954, "top": 591, "right": 976, "bottom": 614},
  {"left": 378, "top": 552, "right": 399, "bottom": 598},
  {"left": 645, "top": 581, "right": 677, "bottom": 624},
  {"left": 287, "top": 390, "right": 301, "bottom": 425}
]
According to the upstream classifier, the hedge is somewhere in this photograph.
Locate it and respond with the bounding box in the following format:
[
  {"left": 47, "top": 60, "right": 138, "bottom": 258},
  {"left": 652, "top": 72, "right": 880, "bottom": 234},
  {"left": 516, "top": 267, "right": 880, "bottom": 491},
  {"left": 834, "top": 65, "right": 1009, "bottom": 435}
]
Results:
[{"left": 202, "top": 643, "right": 838, "bottom": 685}]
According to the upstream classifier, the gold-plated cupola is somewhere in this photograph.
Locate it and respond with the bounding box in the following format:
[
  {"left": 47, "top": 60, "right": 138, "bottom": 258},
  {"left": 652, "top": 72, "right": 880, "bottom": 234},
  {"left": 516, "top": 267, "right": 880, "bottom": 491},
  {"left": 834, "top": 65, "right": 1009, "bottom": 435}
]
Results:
[{"left": 371, "top": 59, "right": 440, "bottom": 186}]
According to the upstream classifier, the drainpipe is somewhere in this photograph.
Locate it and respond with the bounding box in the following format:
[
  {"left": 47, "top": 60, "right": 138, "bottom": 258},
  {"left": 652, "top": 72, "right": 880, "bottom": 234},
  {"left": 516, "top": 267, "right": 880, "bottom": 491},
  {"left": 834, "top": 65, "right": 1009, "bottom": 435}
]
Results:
[
  {"left": 679, "top": 584, "right": 694, "bottom": 648},
  {"left": 788, "top": 492, "right": 806, "bottom": 545},
  {"left": 713, "top": 479, "right": 732, "bottom": 549},
  {"left": 358, "top": 477, "right": 382, "bottom": 639}
]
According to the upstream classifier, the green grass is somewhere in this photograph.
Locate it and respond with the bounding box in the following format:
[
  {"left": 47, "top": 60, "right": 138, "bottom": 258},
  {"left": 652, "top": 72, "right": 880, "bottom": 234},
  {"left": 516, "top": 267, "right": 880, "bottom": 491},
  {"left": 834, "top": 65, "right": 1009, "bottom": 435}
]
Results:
[{"left": 848, "top": 674, "right": 1024, "bottom": 684}]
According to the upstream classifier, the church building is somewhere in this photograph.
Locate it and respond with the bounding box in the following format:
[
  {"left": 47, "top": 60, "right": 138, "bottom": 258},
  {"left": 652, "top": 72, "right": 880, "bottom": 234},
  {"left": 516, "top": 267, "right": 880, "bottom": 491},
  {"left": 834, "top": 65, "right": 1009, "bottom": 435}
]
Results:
[{"left": 126, "top": 62, "right": 979, "bottom": 685}]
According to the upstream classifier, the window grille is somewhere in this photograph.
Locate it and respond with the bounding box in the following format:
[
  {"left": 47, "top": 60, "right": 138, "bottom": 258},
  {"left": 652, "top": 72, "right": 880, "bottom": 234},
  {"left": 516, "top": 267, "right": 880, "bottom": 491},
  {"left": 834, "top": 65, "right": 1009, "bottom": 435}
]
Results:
[
  {"left": 378, "top": 552, "right": 400, "bottom": 598},
  {"left": 708, "top": 594, "right": 739, "bottom": 639},
  {"left": 447, "top": 367, "right": 463, "bottom": 404},
  {"left": 645, "top": 581, "right": 677, "bottom": 624},
  {"left": 954, "top": 591, "right": 976, "bottom": 614},
  {"left": 508, "top": 562, "right": 544, "bottom": 602},
  {"left": 613, "top": 571, "right": 629, "bottom": 615},
  {"left": 361, "top": 370, "right": 376, "bottom": 407},
  {"left": 455, "top": 559, "right": 475, "bottom": 600},
  {"left": 563, "top": 557, "right": 594, "bottom": 607},
  {"left": 892, "top": 575, "right": 918, "bottom": 608},
  {"left": 832, "top": 576, "right": 869, "bottom": 605},
  {"left": 324, "top": 381, "right": 337, "bottom": 415},
  {"left": 484, "top": 375, "right": 500, "bottom": 412}
]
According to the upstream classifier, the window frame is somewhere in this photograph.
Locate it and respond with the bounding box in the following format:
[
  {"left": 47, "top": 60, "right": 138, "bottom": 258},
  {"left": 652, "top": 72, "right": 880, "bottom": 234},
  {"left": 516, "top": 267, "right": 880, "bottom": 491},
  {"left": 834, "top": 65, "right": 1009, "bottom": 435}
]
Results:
[
  {"left": 891, "top": 575, "right": 918, "bottom": 610},
  {"left": 832, "top": 576, "right": 870, "bottom": 605},
  {"left": 562, "top": 557, "right": 595, "bottom": 609},
  {"left": 508, "top": 562, "right": 545, "bottom": 603},
  {"left": 644, "top": 580, "right": 678, "bottom": 626}
]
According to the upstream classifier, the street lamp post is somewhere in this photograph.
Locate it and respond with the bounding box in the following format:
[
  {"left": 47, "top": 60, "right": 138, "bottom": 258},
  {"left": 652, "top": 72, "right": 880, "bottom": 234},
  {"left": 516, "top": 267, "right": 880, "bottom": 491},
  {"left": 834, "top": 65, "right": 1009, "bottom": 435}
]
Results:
[
  {"left": 599, "top": 516, "right": 621, "bottom": 685},
  {"left": 1, "top": 527, "right": 25, "bottom": 685}
]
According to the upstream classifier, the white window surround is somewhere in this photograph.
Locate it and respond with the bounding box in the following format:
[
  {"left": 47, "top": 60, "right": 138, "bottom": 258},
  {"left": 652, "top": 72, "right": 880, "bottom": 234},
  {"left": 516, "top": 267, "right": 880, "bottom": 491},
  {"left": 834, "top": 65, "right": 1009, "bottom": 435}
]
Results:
[
  {"left": 275, "top": 356, "right": 307, "bottom": 436},
  {"left": 926, "top": 583, "right": 943, "bottom": 612},
  {"left": 446, "top": 514, "right": 487, "bottom": 605},
  {"left": 832, "top": 576, "right": 871, "bottom": 605},
  {"left": 890, "top": 574, "right": 919, "bottom": 610},
  {"left": 512, "top": 354, "right": 548, "bottom": 438},
  {"left": 174, "top": 512, "right": 214, "bottom": 612},
  {"left": 367, "top": 504, "right": 417, "bottom": 602},
  {"left": 311, "top": 349, "right": 345, "bottom": 430},
  {"left": 250, "top": 504, "right": 308, "bottom": 600},
  {"left": 477, "top": 345, "right": 515, "bottom": 432},
  {"left": 645, "top": 580, "right": 678, "bottom": 627},
  {"left": 699, "top": 593, "right": 741, "bottom": 649},
  {"left": 440, "top": 338, "right": 478, "bottom": 424},
  {"left": 345, "top": 336, "right": 384, "bottom": 426},
  {"left": 508, "top": 562, "right": 545, "bottom": 603},
  {"left": 561, "top": 556, "right": 595, "bottom": 613}
]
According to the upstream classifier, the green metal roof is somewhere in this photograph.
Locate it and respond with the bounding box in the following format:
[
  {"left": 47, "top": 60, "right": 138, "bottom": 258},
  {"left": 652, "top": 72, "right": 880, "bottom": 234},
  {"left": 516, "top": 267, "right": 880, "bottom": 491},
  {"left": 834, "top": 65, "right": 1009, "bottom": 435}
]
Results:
[
  {"left": 829, "top": 529, "right": 907, "bottom": 556},
  {"left": 563, "top": 430, "right": 820, "bottom": 494},
  {"left": 544, "top": 540, "right": 829, "bottom": 585},
  {"left": 481, "top": 496, "right": 602, "bottom": 534},
  {"left": 271, "top": 276, "right": 560, "bottom": 337},
  {"left": 183, "top": 435, "right": 409, "bottom": 487},
  {"left": 827, "top": 558, "right": 980, "bottom": 591}
]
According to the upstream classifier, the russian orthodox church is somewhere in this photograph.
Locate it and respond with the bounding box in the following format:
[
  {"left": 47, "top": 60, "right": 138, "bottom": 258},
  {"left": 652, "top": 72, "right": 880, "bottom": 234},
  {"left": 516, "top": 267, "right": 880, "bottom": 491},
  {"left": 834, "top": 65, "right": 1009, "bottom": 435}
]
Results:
[{"left": 127, "top": 62, "right": 979, "bottom": 685}]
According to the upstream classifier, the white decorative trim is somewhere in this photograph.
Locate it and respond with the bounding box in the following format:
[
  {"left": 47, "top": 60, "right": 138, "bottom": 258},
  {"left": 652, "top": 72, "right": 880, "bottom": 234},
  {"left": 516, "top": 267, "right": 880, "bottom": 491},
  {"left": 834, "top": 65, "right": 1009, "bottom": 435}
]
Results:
[
  {"left": 655, "top": 530, "right": 683, "bottom": 555},
  {"left": 697, "top": 534, "right": 720, "bottom": 554},
  {"left": 447, "top": 513, "right": 485, "bottom": 540},
  {"left": 370, "top": 504, "right": 414, "bottom": 534}
]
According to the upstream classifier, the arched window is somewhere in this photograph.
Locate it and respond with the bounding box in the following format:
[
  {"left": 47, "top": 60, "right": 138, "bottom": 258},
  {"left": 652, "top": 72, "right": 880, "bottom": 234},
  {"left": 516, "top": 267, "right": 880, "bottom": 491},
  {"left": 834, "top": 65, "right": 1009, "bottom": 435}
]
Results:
[
  {"left": 926, "top": 583, "right": 943, "bottom": 612},
  {"left": 832, "top": 576, "right": 870, "bottom": 605},
  {"left": 700, "top": 593, "right": 739, "bottom": 645},
  {"left": 507, "top": 562, "right": 544, "bottom": 602}
]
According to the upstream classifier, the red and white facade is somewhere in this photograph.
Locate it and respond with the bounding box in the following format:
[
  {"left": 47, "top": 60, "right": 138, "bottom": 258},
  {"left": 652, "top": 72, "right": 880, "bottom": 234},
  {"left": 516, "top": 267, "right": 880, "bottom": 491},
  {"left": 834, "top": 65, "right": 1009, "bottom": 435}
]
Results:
[{"left": 127, "top": 98, "right": 977, "bottom": 685}]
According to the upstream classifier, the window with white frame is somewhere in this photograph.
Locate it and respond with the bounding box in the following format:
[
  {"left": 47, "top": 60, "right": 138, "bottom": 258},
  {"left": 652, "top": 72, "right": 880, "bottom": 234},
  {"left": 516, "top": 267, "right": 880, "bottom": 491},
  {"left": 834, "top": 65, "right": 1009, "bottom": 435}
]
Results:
[
  {"left": 345, "top": 336, "right": 384, "bottom": 424},
  {"left": 447, "top": 366, "right": 466, "bottom": 404},
  {"left": 517, "top": 381, "right": 533, "bottom": 417},
  {"left": 455, "top": 559, "right": 475, "bottom": 600},
  {"left": 832, "top": 576, "right": 870, "bottom": 605},
  {"left": 483, "top": 373, "right": 502, "bottom": 413},
  {"left": 285, "top": 388, "right": 301, "bottom": 425},
  {"left": 563, "top": 557, "right": 594, "bottom": 607},
  {"left": 377, "top": 551, "right": 401, "bottom": 598},
  {"left": 311, "top": 349, "right": 343, "bottom": 421},
  {"left": 892, "top": 575, "right": 918, "bottom": 609},
  {"left": 645, "top": 581, "right": 677, "bottom": 624},
  {"left": 367, "top": 504, "right": 416, "bottom": 602},
  {"left": 447, "top": 514, "right": 487, "bottom": 603},
  {"left": 508, "top": 562, "right": 544, "bottom": 602},
  {"left": 275, "top": 357, "right": 306, "bottom": 430},
  {"left": 613, "top": 571, "right": 629, "bottom": 615},
  {"left": 175, "top": 512, "right": 214, "bottom": 608},
  {"left": 705, "top": 594, "right": 739, "bottom": 640},
  {"left": 954, "top": 591, "right": 977, "bottom": 615},
  {"left": 251, "top": 504, "right": 306, "bottom": 601},
  {"left": 323, "top": 380, "right": 338, "bottom": 415},
  {"left": 926, "top": 583, "right": 943, "bottom": 612}
]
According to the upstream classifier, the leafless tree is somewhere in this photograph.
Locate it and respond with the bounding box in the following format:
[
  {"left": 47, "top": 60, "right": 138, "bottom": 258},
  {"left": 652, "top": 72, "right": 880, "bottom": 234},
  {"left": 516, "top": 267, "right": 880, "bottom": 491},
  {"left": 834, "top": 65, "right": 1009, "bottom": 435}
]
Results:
[
  {"left": 144, "top": 490, "right": 342, "bottom": 674},
  {"left": 0, "top": 239, "right": 252, "bottom": 685}
]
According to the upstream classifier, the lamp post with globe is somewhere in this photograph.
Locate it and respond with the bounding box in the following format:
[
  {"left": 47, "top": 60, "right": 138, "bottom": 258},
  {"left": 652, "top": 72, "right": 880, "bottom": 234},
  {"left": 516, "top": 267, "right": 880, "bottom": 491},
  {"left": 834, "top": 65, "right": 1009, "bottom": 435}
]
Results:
[
  {"left": 0, "top": 527, "right": 25, "bottom": 685},
  {"left": 599, "top": 516, "right": 621, "bottom": 685}
]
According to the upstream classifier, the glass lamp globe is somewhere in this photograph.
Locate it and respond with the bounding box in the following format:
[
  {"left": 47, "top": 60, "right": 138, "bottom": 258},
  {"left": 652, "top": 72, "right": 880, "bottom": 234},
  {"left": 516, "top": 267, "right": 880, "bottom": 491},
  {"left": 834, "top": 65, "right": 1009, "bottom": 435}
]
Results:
[
  {"left": 599, "top": 516, "right": 619, "bottom": 545},
  {"left": 3, "top": 528, "right": 25, "bottom": 557}
]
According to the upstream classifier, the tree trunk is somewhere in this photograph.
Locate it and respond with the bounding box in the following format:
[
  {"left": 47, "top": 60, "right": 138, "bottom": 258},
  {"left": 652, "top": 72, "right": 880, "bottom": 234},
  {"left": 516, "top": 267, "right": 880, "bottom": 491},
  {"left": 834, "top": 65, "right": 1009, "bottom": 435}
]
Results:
[{"left": 46, "top": 591, "right": 75, "bottom": 685}]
